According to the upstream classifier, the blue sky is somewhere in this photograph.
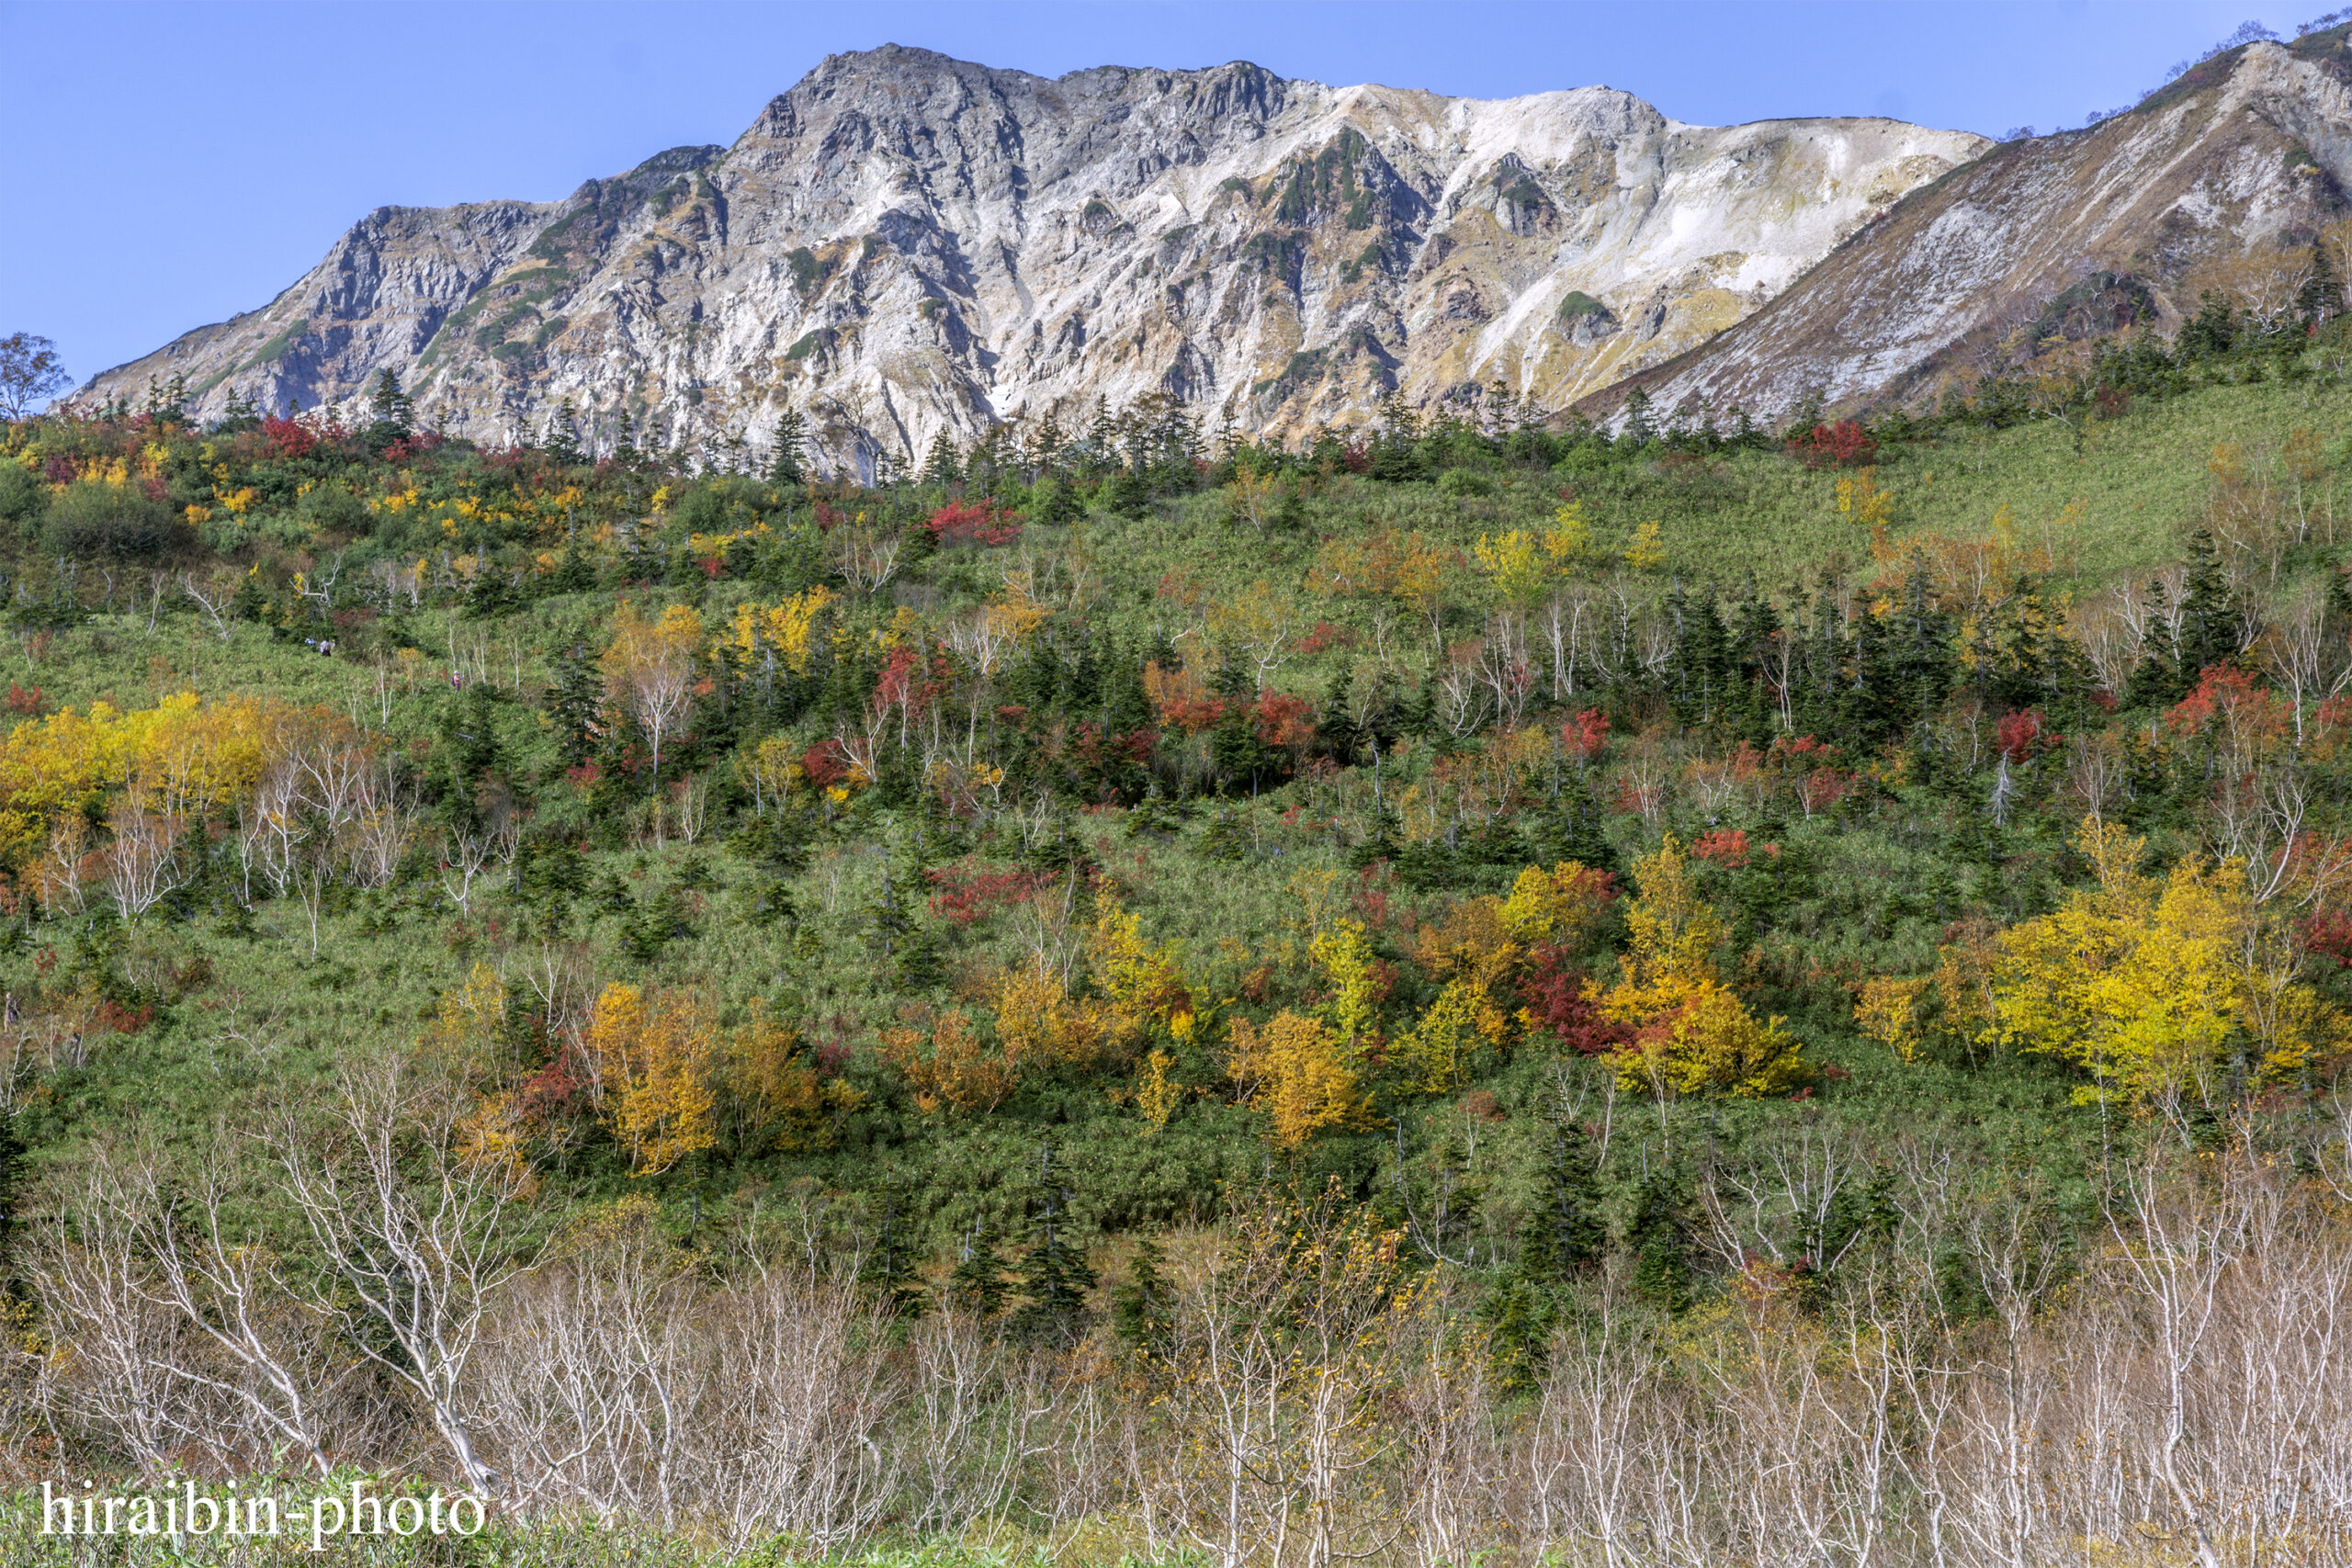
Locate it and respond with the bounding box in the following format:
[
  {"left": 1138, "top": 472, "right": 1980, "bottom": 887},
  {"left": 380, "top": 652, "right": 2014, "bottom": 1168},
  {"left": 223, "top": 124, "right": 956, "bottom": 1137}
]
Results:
[{"left": 1, "top": 0, "right": 2329, "bottom": 394}]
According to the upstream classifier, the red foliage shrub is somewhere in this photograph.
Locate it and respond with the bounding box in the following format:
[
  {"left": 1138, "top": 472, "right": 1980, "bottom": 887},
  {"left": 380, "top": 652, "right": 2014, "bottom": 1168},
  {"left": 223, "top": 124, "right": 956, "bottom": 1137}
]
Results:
[
  {"left": 1787, "top": 420, "right": 1878, "bottom": 469},
  {"left": 1562, "top": 707, "right": 1611, "bottom": 763},
  {"left": 1252, "top": 691, "right": 1317, "bottom": 750},
  {"left": 1798, "top": 767, "right": 1854, "bottom": 816},
  {"left": 925, "top": 863, "right": 1054, "bottom": 928},
  {"left": 514, "top": 1054, "right": 587, "bottom": 1122},
  {"left": 261, "top": 414, "right": 316, "bottom": 460},
  {"left": 2165, "top": 665, "right": 2284, "bottom": 741},
  {"left": 96, "top": 998, "right": 155, "bottom": 1035},
  {"left": 2302, "top": 910, "right": 2352, "bottom": 967},
  {"left": 1768, "top": 734, "right": 1838, "bottom": 767},
  {"left": 1160, "top": 695, "right": 1226, "bottom": 734},
  {"left": 1516, "top": 944, "right": 1634, "bottom": 1055},
  {"left": 5, "top": 682, "right": 43, "bottom": 716},
  {"left": 875, "top": 646, "right": 947, "bottom": 720},
  {"left": 1996, "top": 708, "right": 2059, "bottom": 762},
  {"left": 1297, "top": 621, "right": 1351, "bottom": 656},
  {"left": 925, "top": 500, "right": 1023, "bottom": 547},
  {"left": 1691, "top": 828, "right": 1750, "bottom": 868},
  {"left": 799, "top": 739, "right": 849, "bottom": 790}
]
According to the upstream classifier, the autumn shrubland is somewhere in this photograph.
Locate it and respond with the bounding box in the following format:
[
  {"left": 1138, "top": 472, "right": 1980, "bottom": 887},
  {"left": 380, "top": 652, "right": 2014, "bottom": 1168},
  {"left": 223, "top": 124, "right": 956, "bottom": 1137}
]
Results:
[{"left": 0, "top": 292, "right": 2345, "bottom": 1562}]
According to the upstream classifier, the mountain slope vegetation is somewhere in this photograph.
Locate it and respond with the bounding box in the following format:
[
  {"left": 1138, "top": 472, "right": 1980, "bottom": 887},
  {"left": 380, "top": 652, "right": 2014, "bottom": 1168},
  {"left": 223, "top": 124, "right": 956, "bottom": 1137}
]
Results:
[{"left": 0, "top": 277, "right": 2348, "bottom": 1560}]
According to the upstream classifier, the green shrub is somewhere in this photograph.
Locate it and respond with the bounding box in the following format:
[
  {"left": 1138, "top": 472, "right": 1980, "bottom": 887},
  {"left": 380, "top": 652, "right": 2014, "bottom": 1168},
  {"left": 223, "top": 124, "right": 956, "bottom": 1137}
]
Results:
[
  {"left": 0, "top": 462, "right": 41, "bottom": 527},
  {"left": 1435, "top": 468, "right": 1493, "bottom": 498},
  {"left": 300, "top": 485, "right": 371, "bottom": 537},
  {"left": 40, "top": 479, "right": 187, "bottom": 561}
]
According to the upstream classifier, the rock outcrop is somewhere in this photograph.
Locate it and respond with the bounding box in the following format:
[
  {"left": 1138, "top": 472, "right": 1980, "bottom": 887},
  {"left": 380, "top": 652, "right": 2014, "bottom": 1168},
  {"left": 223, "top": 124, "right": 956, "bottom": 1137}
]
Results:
[{"left": 74, "top": 46, "right": 1982, "bottom": 468}]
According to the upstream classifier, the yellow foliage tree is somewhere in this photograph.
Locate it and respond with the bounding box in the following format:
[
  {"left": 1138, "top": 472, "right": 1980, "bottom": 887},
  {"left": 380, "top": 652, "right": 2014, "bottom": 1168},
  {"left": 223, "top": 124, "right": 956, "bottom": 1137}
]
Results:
[
  {"left": 1600, "top": 835, "right": 1804, "bottom": 1096},
  {"left": 1310, "top": 917, "right": 1382, "bottom": 1061},
  {"left": 1623, "top": 520, "right": 1666, "bottom": 572},
  {"left": 1227, "top": 1010, "right": 1363, "bottom": 1151},
  {"left": 1854, "top": 975, "right": 1931, "bottom": 1064},
  {"left": 1987, "top": 819, "right": 2333, "bottom": 1105},
  {"left": 729, "top": 588, "right": 835, "bottom": 677},
  {"left": 1835, "top": 467, "right": 1894, "bottom": 549},
  {"left": 1136, "top": 1049, "right": 1181, "bottom": 1132},
  {"left": 739, "top": 733, "right": 802, "bottom": 817},
  {"left": 1089, "top": 890, "right": 1193, "bottom": 1040},
  {"left": 0, "top": 692, "right": 295, "bottom": 857},
  {"left": 424, "top": 960, "right": 506, "bottom": 1072},
  {"left": 1472, "top": 530, "right": 1549, "bottom": 610},
  {"left": 1498, "top": 860, "right": 1615, "bottom": 948},
  {"left": 726, "top": 998, "right": 865, "bottom": 1150},
  {"left": 1392, "top": 977, "right": 1489, "bottom": 1092},
  {"left": 995, "top": 961, "right": 1119, "bottom": 1068},
  {"left": 1410, "top": 895, "right": 1523, "bottom": 1060},
  {"left": 601, "top": 603, "right": 702, "bottom": 776},
  {"left": 1544, "top": 502, "right": 1590, "bottom": 566},
  {"left": 583, "top": 983, "right": 718, "bottom": 1175}
]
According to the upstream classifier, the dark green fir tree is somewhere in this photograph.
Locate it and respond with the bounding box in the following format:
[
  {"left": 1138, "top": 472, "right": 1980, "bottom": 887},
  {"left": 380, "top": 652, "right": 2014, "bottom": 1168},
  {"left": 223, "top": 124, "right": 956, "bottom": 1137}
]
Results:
[{"left": 947, "top": 1214, "right": 1011, "bottom": 1318}]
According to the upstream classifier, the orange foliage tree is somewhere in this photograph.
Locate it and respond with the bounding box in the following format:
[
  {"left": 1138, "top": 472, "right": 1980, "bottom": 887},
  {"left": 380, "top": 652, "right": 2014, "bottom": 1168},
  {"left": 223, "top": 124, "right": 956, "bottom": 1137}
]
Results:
[{"left": 880, "top": 1007, "right": 1022, "bottom": 1114}]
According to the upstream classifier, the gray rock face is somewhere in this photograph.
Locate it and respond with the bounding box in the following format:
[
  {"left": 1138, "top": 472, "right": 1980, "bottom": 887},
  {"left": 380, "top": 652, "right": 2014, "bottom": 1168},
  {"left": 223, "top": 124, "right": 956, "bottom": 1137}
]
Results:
[
  {"left": 1585, "top": 35, "right": 2352, "bottom": 426},
  {"left": 76, "top": 45, "right": 1984, "bottom": 466}
]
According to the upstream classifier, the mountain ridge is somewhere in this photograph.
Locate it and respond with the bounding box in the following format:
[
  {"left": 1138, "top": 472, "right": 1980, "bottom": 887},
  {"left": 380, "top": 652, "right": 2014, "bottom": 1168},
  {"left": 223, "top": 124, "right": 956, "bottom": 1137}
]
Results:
[
  {"left": 73, "top": 45, "right": 1984, "bottom": 469},
  {"left": 1577, "top": 29, "right": 2352, "bottom": 426}
]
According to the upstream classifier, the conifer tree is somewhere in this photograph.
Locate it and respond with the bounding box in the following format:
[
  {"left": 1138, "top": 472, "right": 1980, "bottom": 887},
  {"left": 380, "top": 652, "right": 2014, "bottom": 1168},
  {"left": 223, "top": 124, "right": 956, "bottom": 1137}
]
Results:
[
  {"left": 863, "top": 1196, "right": 928, "bottom": 1317},
  {"left": 1628, "top": 1163, "right": 1690, "bottom": 1312},
  {"left": 767, "top": 407, "right": 807, "bottom": 484},
  {"left": 547, "top": 641, "right": 605, "bottom": 767},
  {"left": 1025, "top": 409, "right": 1068, "bottom": 479},
  {"left": 947, "top": 1214, "right": 1011, "bottom": 1317},
  {"left": 1618, "top": 387, "right": 1656, "bottom": 446},
  {"left": 1050, "top": 475, "right": 1092, "bottom": 524},
  {"left": 865, "top": 861, "right": 914, "bottom": 964},
  {"left": 1109, "top": 1230, "right": 1171, "bottom": 1360},
  {"left": 1013, "top": 1142, "right": 1097, "bottom": 1340},
  {"left": 1082, "top": 396, "right": 1121, "bottom": 472},
  {"left": 2176, "top": 527, "right": 2241, "bottom": 683},
  {"left": 544, "top": 400, "right": 584, "bottom": 466},
  {"left": 921, "top": 433, "right": 962, "bottom": 489},
  {"left": 1518, "top": 1116, "right": 1606, "bottom": 1281},
  {"left": 1524, "top": 768, "right": 1617, "bottom": 876},
  {"left": 1780, "top": 388, "right": 1826, "bottom": 444},
  {"left": 1664, "top": 583, "right": 1732, "bottom": 726},
  {"left": 367, "top": 369, "right": 413, "bottom": 441},
  {"left": 2300, "top": 243, "right": 2340, "bottom": 330}
]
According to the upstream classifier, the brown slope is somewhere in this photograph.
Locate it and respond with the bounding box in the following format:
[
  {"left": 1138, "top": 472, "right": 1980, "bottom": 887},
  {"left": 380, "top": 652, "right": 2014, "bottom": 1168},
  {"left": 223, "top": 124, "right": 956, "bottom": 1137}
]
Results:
[{"left": 1577, "top": 29, "right": 2352, "bottom": 427}]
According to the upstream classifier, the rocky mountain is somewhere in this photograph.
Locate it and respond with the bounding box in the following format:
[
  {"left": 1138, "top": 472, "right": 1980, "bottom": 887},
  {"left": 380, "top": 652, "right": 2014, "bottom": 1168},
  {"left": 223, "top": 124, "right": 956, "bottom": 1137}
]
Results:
[
  {"left": 1581, "top": 28, "right": 2352, "bottom": 426},
  {"left": 74, "top": 46, "right": 1983, "bottom": 469}
]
